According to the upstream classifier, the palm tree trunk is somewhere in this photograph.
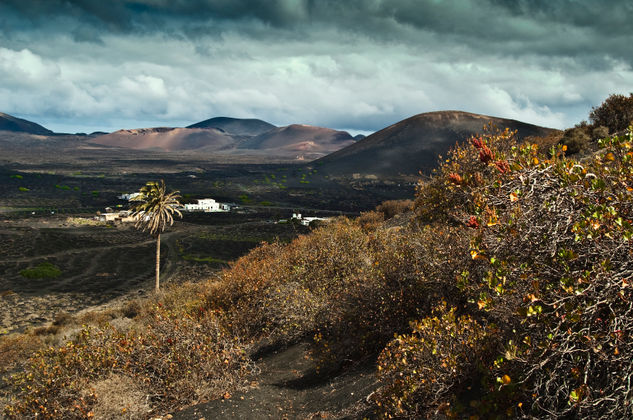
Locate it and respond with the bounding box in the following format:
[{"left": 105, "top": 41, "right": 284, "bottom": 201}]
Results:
[{"left": 155, "top": 232, "right": 161, "bottom": 292}]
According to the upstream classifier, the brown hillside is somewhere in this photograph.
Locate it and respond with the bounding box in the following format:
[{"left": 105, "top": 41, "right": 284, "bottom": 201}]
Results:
[
  {"left": 87, "top": 123, "right": 354, "bottom": 159},
  {"left": 239, "top": 124, "right": 355, "bottom": 157},
  {"left": 89, "top": 127, "right": 240, "bottom": 152}
]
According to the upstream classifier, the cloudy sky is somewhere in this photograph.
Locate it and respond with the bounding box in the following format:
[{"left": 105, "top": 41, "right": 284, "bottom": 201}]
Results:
[{"left": 1, "top": 0, "right": 632, "bottom": 134}]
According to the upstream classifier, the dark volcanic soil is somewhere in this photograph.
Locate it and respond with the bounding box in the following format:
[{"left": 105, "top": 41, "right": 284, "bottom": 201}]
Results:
[{"left": 172, "top": 342, "right": 379, "bottom": 420}]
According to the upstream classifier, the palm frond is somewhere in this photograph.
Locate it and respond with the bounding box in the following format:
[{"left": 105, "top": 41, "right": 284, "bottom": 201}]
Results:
[{"left": 130, "top": 180, "right": 182, "bottom": 235}]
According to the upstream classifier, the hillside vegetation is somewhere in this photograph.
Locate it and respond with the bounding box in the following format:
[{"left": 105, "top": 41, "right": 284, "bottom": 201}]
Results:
[{"left": 2, "top": 104, "right": 633, "bottom": 418}]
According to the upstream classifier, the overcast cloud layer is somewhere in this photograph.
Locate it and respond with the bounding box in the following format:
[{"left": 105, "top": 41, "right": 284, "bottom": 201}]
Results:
[{"left": 1, "top": 0, "right": 632, "bottom": 134}]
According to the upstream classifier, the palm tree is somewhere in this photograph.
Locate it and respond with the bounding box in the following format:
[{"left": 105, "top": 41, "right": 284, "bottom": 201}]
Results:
[{"left": 130, "top": 180, "right": 182, "bottom": 292}]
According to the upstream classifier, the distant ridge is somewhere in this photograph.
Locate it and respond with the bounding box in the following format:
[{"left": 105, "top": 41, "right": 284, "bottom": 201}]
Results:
[
  {"left": 239, "top": 124, "right": 354, "bottom": 154},
  {"left": 187, "top": 117, "right": 276, "bottom": 136},
  {"left": 316, "top": 111, "right": 558, "bottom": 177},
  {"left": 0, "top": 112, "right": 54, "bottom": 135},
  {"left": 90, "top": 127, "right": 238, "bottom": 152},
  {"left": 89, "top": 122, "right": 354, "bottom": 159}
]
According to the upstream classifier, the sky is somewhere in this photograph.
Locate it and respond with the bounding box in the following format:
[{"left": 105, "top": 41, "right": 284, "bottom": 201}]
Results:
[{"left": 1, "top": 0, "right": 632, "bottom": 135}]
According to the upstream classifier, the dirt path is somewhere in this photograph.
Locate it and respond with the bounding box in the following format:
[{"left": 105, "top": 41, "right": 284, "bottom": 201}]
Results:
[{"left": 172, "top": 343, "right": 379, "bottom": 420}]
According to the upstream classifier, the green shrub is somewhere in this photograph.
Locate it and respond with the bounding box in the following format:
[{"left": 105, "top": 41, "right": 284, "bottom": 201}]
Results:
[
  {"left": 19, "top": 262, "right": 62, "bottom": 279},
  {"left": 589, "top": 93, "right": 633, "bottom": 133},
  {"left": 592, "top": 125, "right": 609, "bottom": 140},
  {"left": 182, "top": 254, "right": 227, "bottom": 264},
  {"left": 559, "top": 126, "right": 590, "bottom": 154},
  {"left": 373, "top": 304, "right": 499, "bottom": 418}
]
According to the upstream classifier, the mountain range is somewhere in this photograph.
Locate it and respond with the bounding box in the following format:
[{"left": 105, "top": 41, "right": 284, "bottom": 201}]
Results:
[
  {"left": 88, "top": 118, "right": 356, "bottom": 160},
  {"left": 0, "top": 111, "right": 558, "bottom": 177}
]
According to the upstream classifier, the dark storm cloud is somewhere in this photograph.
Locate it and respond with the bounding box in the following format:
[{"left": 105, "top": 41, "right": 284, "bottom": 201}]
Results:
[
  {"left": 4, "top": 0, "right": 632, "bottom": 41},
  {"left": 0, "top": 0, "right": 631, "bottom": 133},
  {"left": 3, "top": 0, "right": 632, "bottom": 64},
  {"left": 0, "top": 0, "right": 307, "bottom": 32},
  {"left": 1, "top": 0, "right": 133, "bottom": 31}
]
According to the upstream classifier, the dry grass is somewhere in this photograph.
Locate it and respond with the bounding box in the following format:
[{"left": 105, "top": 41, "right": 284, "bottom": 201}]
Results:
[
  {"left": 375, "top": 199, "right": 413, "bottom": 220},
  {"left": 0, "top": 333, "right": 43, "bottom": 376},
  {"left": 85, "top": 374, "right": 150, "bottom": 420},
  {"left": 2, "top": 277, "right": 256, "bottom": 419}
]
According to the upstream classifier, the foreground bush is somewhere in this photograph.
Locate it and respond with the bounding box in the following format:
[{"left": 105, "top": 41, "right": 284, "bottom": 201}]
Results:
[
  {"left": 373, "top": 304, "right": 498, "bottom": 418},
  {"left": 213, "top": 218, "right": 372, "bottom": 344},
  {"left": 374, "top": 126, "right": 633, "bottom": 418},
  {"left": 214, "top": 214, "right": 456, "bottom": 368},
  {"left": 3, "top": 303, "right": 254, "bottom": 419},
  {"left": 476, "top": 129, "right": 633, "bottom": 418}
]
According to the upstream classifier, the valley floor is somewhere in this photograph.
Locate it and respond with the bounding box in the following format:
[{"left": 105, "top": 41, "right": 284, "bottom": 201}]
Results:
[{"left": 0, "top": 212, "right": 307, "bottom": 335}]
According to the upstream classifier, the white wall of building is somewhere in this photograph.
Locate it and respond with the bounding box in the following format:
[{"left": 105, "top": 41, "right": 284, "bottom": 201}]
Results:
[{"left": 184, "top": 198, "right": 227, "bottom": 212}]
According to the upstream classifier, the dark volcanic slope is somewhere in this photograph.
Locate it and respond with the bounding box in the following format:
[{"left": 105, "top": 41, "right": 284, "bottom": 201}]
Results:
[
  {"left": 0, "top": 112, "right": 54, "bottom": 135},
  {"left": 187, "top": 117, "right": 276, "bottom": 136},
  {"left": 316, "top": 111, "right": 558, "bottom": 177},
  {"left": 240, "top": 124, "right": 355, "bottom": 155}
]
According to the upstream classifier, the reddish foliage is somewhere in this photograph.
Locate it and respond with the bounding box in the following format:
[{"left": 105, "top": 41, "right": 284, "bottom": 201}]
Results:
[
  {"left": 448, "top": 173, "right": 463, "bottom": 185},
  {"left": 471, "top": 136, "right": 485, "bottom": 149},
  {"left": 494, "top": 160, "right": 510, "bottom": 173},
  {"left": 466, "top": 216, "right": 479, "bottom": 228},
  {"left": 478, "top": 145, "right": 494, "bottom": 163}
]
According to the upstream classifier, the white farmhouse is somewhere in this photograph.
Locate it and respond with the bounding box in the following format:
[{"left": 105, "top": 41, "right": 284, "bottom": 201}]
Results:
[
  {"left": 301, "top": 216, "right": 330, "bottom": 226},
  {"left": 291, "top": 212, "right": 331, "bottom": 226},
  {"left": 184, "top": 198, "right": 228, "bottom": 212}
]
